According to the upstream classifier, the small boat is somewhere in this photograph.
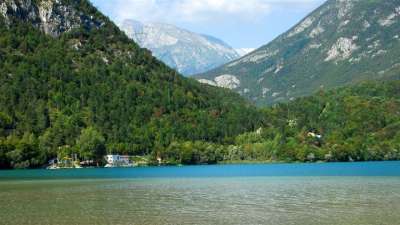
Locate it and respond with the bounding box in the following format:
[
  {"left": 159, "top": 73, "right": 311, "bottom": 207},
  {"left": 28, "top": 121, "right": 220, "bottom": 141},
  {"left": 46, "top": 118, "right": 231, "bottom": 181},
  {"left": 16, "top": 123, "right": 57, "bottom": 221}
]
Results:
[{"left": 46, "top": 164, "right": 60, "bottom": 170}]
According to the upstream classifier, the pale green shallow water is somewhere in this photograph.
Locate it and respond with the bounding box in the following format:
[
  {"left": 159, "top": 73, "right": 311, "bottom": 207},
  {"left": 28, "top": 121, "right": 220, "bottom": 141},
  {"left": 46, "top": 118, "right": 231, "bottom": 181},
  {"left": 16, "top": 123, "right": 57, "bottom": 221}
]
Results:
[{"left": 1, "top": 163, "right": 400, "bottom": 225}]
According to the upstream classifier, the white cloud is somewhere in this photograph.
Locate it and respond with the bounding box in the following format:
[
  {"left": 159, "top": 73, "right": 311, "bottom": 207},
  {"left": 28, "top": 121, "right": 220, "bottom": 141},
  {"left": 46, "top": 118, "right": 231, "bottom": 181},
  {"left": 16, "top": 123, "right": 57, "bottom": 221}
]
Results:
[
  {"left": 174, "top": 0, "right": 272, "bottom": 22},
  {"left": 93, "top": 0, "right": 322, "bottom": 24}
]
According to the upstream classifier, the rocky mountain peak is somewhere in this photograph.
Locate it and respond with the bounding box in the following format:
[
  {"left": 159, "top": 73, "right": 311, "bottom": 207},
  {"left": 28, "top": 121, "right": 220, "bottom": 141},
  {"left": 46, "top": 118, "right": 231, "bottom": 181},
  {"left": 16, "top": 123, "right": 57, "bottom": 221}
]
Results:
[
  {"left": 120, "top": 19, "right": 240, "bottom": 76},
  {"left": 0, "top": 0, "right": 104, "bottom": 37}
]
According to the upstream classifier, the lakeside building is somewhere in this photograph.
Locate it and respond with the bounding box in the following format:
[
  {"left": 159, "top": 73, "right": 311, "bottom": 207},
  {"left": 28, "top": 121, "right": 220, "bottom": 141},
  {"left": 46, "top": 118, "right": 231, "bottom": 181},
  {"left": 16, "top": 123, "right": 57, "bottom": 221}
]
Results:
[
  {"left": 47, "top": 154, "right": 136, "bottom": 169},
  {"left": 105, "top": 155, "right": 134, "bottom": 167}
]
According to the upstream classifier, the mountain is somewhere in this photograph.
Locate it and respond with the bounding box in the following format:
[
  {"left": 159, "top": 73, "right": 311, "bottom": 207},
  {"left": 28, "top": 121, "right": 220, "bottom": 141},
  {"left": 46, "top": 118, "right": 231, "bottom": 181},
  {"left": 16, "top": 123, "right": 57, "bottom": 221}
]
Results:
[
  {"left": 0, "top": 0, "right": 261, "bottom": 168},
  {"left": 119, "top": 19, "right": 240, "bottom": 76},
  {"left": 196, "top": 0, "right": 400, "bottom": 105},
  {"left": 235, "top": 48, "right": 255, "bottom": 57}
]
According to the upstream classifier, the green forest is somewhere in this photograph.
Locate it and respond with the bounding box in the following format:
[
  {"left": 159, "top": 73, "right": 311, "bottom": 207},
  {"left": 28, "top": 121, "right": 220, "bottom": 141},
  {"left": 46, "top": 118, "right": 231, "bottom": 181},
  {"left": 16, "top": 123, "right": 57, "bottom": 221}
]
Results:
[
  {"left": 1, "top": 0, "right": 400, "bottom": 169},
  {"left": 156, "top": 81, "right": 400, "bottom": 165},
  {"left": 0, "top": 3, "right": 261, "bottom": 169}
]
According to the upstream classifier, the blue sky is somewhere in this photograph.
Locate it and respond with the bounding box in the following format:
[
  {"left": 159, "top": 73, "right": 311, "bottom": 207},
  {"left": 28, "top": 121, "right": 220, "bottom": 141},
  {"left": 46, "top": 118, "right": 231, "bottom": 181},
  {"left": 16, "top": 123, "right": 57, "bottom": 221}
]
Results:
[{"left": 90, "top": 0, "right": 326, "bottom": 49}]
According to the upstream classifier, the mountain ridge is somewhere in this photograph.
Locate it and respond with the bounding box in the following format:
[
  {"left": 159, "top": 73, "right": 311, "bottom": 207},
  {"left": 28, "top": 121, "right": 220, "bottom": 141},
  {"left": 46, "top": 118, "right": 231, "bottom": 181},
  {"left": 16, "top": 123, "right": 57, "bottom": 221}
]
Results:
[
  {"left": 196, "top": 0, "right": 400, "bottom": 105},
  {"left": 120, "top": 19, "right": 240, "bottom": 76}
]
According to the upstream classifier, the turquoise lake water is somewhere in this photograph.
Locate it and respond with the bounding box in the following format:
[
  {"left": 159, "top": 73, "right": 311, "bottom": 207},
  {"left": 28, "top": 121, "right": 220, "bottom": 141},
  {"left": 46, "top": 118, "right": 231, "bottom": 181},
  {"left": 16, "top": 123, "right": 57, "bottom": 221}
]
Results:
[{"left": 1, "top": 162, "right": 400, "bottom": 225}]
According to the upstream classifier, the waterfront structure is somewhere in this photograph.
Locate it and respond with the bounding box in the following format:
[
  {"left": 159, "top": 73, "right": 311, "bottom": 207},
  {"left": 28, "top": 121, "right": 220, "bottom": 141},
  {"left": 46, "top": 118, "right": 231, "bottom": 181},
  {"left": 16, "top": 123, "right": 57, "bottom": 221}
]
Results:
[{"left": 105, "top": 155, "right": 133, "bottom": 167}]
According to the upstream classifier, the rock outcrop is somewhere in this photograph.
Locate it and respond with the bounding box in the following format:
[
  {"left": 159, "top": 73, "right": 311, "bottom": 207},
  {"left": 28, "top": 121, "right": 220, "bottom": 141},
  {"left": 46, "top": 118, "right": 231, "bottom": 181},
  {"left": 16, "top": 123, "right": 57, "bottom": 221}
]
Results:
[{"left": 0, "top": 0, "right": 104, "bottom": 37}]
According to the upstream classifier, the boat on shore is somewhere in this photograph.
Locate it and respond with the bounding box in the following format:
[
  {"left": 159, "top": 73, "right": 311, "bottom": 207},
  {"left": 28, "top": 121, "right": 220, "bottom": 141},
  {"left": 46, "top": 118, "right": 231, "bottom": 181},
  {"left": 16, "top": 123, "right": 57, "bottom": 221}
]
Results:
[
  {"left": 46, "top": 157, "right": 83, "bottom": 169},
  {"left": 46, "top": 164, "right": 82, "bottom": 169}
]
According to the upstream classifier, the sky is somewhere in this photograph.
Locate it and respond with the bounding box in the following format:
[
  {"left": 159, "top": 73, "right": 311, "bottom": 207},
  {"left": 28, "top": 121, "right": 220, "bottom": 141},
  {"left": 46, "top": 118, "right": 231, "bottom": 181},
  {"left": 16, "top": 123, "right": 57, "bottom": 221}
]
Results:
[{"left": 89, "top": 0, "right": 326, "bottom": 49}]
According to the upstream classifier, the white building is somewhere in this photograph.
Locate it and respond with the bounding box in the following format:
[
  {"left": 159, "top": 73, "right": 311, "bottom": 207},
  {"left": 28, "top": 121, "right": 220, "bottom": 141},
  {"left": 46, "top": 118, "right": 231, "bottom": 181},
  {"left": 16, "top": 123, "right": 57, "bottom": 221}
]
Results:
[{"left": 105, "top": 155, "right": 132, "bottom": 167}]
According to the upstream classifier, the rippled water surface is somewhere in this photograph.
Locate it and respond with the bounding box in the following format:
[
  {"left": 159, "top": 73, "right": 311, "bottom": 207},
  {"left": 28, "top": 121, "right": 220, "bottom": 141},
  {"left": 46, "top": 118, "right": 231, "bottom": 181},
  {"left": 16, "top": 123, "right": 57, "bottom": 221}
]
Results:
[{"left": 1, "top": 162, "right": 400, "bottom": 225}]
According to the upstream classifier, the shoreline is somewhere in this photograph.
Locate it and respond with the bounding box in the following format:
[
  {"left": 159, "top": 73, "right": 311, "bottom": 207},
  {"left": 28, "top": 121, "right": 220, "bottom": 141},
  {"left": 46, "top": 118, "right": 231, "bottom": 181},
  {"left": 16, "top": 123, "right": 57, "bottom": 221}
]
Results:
[{"left": 0, "top": 160, "right": 398, "bottom": 170}]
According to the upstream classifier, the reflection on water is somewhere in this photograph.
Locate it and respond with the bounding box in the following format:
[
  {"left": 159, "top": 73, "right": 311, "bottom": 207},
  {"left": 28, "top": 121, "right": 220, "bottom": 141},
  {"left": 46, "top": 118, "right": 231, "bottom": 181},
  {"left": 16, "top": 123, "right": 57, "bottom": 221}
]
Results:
[{"left": 1, "top": 176, "right": 400, "bottom": 225}]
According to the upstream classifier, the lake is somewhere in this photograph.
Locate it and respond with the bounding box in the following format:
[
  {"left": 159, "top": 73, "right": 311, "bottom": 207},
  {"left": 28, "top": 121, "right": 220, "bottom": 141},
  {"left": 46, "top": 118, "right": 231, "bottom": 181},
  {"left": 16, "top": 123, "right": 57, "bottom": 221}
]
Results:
[{"left": 1, "top": 161, "right": 400, "bottom": 225}]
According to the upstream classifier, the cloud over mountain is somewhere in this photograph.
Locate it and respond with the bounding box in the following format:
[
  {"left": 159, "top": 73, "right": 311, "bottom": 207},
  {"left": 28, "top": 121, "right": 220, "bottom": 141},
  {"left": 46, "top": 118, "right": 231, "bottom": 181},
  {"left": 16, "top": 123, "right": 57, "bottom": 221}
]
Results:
[{"left": 92, "top": 0, "right": 322, "bottom": 24}]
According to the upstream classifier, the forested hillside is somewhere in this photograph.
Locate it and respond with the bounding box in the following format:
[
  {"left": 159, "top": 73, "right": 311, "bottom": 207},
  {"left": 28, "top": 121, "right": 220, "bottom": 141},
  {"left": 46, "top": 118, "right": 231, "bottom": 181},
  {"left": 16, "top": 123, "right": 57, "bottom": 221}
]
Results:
[
  {"left": 0, "top": 0, "right": 261, "bottom": 169},
  {"left": 157, "top": 81, "right": 400, "bottom": 165}
]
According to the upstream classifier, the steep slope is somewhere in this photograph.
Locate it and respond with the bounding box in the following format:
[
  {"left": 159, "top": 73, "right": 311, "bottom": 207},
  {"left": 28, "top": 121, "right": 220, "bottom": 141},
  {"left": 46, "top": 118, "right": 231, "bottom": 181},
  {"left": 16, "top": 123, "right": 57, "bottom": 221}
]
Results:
[
  {"left": 120, "top": 19, "right": 240, "bottom": 76},
  {"left": 0, "top": 0, "right": 261, "bottom": 168},
  {"left": 196, "top": 0, "right": 400, "bottom": 105}
]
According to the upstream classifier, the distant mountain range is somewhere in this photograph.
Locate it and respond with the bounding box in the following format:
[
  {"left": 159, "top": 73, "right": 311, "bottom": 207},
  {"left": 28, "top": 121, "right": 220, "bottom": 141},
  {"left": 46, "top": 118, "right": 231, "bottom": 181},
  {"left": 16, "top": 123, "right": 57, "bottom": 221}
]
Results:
[
  {"left": 196, "top": 0, "right": 400, "bottom": 105},
  {"left": 119, "top": 19, "right": 240, "bottom": 76}
]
